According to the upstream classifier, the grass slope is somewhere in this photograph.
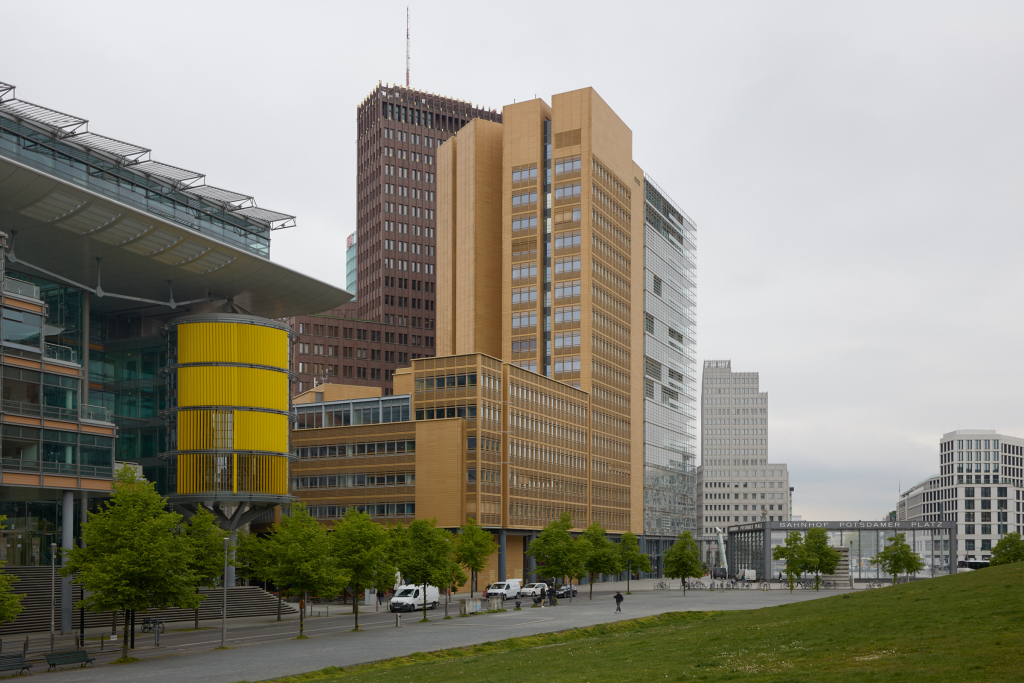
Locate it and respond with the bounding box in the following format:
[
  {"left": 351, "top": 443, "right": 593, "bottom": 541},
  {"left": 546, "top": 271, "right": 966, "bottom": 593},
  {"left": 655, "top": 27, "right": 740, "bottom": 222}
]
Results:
[{"left": 254, "top": 563, "right": 1024, "bottom": 683}]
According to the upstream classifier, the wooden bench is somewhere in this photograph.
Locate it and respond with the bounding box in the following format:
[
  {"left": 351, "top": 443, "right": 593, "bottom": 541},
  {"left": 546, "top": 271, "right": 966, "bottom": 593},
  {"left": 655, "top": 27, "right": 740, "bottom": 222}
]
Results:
[
  {"left": 0, "top": 654, "right": 33, "bottom": 675},
  {"left": 45, "top": 649, "right": 95, "bottom": 671}
]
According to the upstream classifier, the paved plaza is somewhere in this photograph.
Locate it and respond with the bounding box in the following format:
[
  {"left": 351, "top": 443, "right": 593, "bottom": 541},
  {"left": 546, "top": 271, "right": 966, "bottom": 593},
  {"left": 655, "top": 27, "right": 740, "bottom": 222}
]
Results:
[{"left": 33, "top": 581, "right": 850, "bottom": 683}]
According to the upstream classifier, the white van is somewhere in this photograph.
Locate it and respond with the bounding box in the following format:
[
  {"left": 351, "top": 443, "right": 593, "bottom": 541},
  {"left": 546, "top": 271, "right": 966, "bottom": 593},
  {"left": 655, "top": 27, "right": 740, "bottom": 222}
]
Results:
[
  {"left": 389, "top": 584, "right": 440, "bottom": 612},
  {"left": 484, "top": 579, "right": 521, "bottom": 600}
]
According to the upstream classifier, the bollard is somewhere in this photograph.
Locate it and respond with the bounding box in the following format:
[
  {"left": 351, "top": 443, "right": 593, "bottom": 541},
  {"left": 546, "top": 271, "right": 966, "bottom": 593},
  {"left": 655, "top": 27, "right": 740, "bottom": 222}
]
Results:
[
  {"left": 23, "top": 635, "right": 28, "bottom": 657},
  {"left": 395, "top": 613, "right": 401, "bottom": 628},
  {"left": 101, "top": 634, "right": 104, "bottom": 651}
]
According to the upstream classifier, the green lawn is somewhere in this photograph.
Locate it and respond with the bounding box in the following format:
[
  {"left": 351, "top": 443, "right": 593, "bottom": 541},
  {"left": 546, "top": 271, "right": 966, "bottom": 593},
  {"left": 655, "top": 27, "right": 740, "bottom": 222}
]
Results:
[{"left": 259, "top": 563, "right": 1023, "bottom": 682}]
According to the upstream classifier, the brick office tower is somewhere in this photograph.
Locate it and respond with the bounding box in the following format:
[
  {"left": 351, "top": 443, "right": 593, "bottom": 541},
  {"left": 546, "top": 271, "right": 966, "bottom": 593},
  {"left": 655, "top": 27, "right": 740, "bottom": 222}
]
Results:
[{"left": 290, "top": 84, "right": 502, "bottom": 395}]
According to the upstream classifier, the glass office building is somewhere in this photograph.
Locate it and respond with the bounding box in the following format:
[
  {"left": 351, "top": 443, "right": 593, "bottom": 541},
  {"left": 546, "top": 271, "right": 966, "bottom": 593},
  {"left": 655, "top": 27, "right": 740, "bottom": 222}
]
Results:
[{"left": 642, "top": 176, "right": 698, "bottom": 546}]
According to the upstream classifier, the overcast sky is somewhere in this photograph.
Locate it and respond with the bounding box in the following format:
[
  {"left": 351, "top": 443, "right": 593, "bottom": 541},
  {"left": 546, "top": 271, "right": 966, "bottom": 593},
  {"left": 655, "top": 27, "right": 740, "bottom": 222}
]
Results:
[{"left": 4, "top": 1, "right": 1023, "bottom": 521}]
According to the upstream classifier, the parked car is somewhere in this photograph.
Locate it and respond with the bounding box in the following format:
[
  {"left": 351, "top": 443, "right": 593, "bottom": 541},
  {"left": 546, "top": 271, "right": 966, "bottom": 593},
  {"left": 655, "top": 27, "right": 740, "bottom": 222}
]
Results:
[
  {"left": 484, "top": 579, "right": 522, "bottom": 599},
  {"left": 520, "top": 583, "right": 546, "bottom": 597},
  {"left": 389, "top": 584, "right": 440, "bottom": 612},
  {"left": 554, "top": 584, "right": 578, "bottom": 598}
]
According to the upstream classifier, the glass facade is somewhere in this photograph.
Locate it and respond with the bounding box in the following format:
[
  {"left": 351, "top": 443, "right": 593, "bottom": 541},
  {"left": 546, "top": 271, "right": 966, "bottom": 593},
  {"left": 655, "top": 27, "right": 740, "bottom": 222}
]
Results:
[
  {"left": 0, "top": 117, "right": 271, "bottom": 257},
  {"left": 346, "top": 233, "right": 358, "bottom": 296},
  {"left": 295, "top": 395, "right": 411, "bottom": 429},
  {"left": 642, "top": 176, "right": 697, "bottom": 537},
  {"left": 700, "top": 522, "right": 956, "bottom": 581},
  {"left": 86, "top": 314, "right": 168, "bottom": 491}
]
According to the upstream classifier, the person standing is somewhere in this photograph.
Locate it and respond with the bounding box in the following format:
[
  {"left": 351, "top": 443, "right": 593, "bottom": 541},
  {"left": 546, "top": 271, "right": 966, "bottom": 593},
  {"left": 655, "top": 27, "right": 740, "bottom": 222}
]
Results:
[{"left": 614, "top": 591, "right": 623, "bottom": 613}]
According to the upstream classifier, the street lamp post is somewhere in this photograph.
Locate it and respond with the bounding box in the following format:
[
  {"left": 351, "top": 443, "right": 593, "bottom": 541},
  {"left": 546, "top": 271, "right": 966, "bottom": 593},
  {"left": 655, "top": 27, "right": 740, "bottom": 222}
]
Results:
[
  {"left": 221, "top": 536, "right": 229, "bottom": 648},
  {"left": 50, "top": 542, "right": 57, "bottom": 642}
]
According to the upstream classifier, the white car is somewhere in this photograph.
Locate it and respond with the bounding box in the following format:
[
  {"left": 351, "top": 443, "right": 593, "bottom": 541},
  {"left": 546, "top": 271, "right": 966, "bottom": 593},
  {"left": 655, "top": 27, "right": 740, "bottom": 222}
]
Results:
[
  {"left": 519, "top": 583, "right": 547, "bottom": 597},
  {"left": 484, "top": 580, "right": 521, "bottom": 599}
]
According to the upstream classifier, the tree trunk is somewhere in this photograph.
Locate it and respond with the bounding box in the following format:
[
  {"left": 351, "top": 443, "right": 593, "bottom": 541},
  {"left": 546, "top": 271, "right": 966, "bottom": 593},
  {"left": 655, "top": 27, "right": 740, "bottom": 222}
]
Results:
[
  {"left": 422, "top": 582, "right": 428, "bottom": 621},
  {"left": 626, "top": 569, "right": 630, "bottom": 593},
  {"left": 353, "top": 585, "right": 360, "bottom": 630},
  {"left": 277, "top": 592, "right": 282, "bottom": 621},
  {"left": 121, "top": 612, "right": 129, "bottom": 659},
  {"left": 470, "top": 570, "right": 475, "bottom": 598},
  {"left": 299, "top": 593, "right": 305, "bottom": 636},
  {"left": 589, "top": 573, "right": 594, "bottom": 600},
  {"left": 195, "top": 587, "right": 200, "bottom": 629}
]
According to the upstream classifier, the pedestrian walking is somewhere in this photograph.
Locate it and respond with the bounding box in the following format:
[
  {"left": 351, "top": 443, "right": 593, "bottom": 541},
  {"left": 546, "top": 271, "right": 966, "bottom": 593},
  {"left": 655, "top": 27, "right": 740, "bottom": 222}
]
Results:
[{"left": 614, "top": 591, "right": 623, "bottom": 613}]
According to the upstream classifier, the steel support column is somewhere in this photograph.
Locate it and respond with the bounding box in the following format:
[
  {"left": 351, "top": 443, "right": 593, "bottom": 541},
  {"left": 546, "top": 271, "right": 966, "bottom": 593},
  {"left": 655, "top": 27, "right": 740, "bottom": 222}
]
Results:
[
  {"left": 61, "top": 490, "right": 73, "bottom": 633},
  {"left": 498, "top": 530, "right": 506, "bottom": 582}
]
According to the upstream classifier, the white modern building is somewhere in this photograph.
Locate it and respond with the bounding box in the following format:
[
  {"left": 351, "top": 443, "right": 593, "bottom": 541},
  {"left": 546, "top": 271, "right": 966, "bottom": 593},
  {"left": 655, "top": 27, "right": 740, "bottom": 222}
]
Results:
[
  {"left": 696, "top": 360, "right": 792, "bottom": 534},
  {"left": 898, "top": 474, "right": 940, "bottom": 522},
  {"left": 936, "top": 429, "right": 1023, "bottom": 563}
]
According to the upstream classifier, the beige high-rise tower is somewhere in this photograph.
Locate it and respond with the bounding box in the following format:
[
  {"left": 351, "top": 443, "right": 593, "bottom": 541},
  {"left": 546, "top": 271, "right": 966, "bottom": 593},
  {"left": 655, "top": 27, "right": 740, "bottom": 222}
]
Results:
[{"left": 438, "top": 88, "right": 644, "bottom": 535}]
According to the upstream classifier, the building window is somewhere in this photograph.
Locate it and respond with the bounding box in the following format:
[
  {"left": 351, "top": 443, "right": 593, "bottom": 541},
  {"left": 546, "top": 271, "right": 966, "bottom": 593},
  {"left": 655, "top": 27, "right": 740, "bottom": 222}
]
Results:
[
  {"left": 653, "top": 275, "right": 663, "bottom": 296},
  {"left": 644, "top": 313, "right": 654, "bottom": 334},
  {"left": 645, "top": 380, "right": 654, "bottom": 399}
]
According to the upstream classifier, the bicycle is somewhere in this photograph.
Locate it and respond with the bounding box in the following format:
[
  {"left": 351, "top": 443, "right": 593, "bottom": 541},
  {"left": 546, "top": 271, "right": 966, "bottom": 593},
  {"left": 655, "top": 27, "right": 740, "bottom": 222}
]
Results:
[
  {"left": 141, "top": 618, "right": 165, "bottom": 634},
  {"left": 654, "top": 580, "right": 668, "bottom": 590}
]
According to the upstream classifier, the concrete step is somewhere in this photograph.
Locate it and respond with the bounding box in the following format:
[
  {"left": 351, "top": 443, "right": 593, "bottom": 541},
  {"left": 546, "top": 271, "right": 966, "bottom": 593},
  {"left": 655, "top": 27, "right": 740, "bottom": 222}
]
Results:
[{"left": 0, "top": 567, "right": 297, "bottom": 636}]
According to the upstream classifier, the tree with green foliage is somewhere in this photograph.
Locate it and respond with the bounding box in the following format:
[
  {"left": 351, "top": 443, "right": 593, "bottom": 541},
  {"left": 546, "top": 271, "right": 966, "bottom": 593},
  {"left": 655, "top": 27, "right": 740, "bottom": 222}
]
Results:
[
  {"left": 618, "top": 531, "right": 650, "bottom": 594},
  {"left": 663, "top": 531, "right": 703, "bottom": 596},
  {"left": 773, "top": 531, "right": 807, "bottom": 592},
  {"left": 331, "top": 508, "right": 396, "bottom": 630},
  {"left": 527, "top": 513, "right": 587, "bottom": 601},
  {"left": 0, "top": 515, "right": 25, "bottom": 626},
  {"left": 580, "top": 523, "right": 622, "bottom": 600},
  {"left": 803, "top": 528, "right": 842, "bottom": 590},
  {"left": 266, "top": 503, "right": 347, "bottom": 636},
  {"left": 393, "top": 519, "right": 452, "bottom": 622},
  {"left": 234, "top": 529, "right": 273, "bottom": 588},
  {"left": 453, "top": 517, "right": 499, "bottom": 598},
  {"left": 183, "top": 506, "right": 225, "bottom": 629},
  {"left": 234, "top": 529, "right": 280, "bottom": 619},
  {"left": 441, "top": 536, "right": 468, "bottom": 616},
  {"left": 990, "top": 532, "right": 1024, "bottom": 566},
  {"left": 61, "top": 466, "right": 202, "bottom": 659},
  {"left": 871, "top": 532, "right": 926, "bottom": 585}
]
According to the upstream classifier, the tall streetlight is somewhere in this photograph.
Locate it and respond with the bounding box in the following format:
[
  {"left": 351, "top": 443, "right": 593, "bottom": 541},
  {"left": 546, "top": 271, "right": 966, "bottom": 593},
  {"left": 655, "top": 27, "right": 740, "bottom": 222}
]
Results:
[
  {"left": 50, "top": 542, "right": 57, "bottom": 641},
  {"left": 221, "top": 536, "right": 229, "bottom": 648}
]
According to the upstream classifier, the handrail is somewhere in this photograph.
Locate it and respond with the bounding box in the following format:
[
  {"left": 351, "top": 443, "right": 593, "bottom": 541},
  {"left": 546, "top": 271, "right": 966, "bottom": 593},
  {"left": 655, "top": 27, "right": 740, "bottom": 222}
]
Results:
[
  {"left": 44, "top": 342, "right": 78, "bottom": 364},
  {"left": 2, "top": 276, "right": 40, "bottom": 299},
  {"left": 81, "top": 404, "right": 112, "bottom": 422}
]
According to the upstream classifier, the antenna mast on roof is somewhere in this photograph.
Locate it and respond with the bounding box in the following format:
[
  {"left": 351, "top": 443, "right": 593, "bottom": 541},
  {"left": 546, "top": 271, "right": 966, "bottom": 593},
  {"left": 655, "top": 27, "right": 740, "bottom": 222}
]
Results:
[{"left": 406, "top": 6, "right": 410, "bottom": 88}]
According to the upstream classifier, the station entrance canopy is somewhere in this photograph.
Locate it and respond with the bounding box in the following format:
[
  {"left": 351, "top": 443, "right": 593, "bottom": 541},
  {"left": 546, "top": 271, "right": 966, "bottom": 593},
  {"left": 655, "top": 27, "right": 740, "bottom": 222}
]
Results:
[{"left": 698, "top": 520, "right": 957, "bottom": 582}]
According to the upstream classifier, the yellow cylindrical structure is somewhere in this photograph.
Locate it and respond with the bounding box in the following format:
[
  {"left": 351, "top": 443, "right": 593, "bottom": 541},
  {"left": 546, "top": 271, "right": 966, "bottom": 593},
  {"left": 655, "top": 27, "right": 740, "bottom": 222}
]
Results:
[{"left": 166, "top": 314, "right": 292, "bottom": 502}]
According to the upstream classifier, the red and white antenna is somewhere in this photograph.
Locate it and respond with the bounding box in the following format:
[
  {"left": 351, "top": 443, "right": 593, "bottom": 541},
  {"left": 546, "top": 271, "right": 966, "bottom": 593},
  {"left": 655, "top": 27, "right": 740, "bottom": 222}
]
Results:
[{"left": 406, "top": 6, "right": 410, "bottom": 88}]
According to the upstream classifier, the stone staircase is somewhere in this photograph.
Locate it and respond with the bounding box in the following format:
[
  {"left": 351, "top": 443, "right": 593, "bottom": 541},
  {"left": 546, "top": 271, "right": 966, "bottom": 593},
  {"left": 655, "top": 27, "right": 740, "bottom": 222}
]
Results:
[
  {"left": 826, "top": 546, "right": 853, "bottom": 588},
  {"left": 0, "top": 566, "right": 297, "bottom": 636}
]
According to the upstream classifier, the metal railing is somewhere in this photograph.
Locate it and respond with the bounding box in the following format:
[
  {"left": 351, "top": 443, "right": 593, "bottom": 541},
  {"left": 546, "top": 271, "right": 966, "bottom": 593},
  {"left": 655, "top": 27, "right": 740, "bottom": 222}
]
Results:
[
  {"left": 0, "top": 457, "right": 113, "bottom": 479},
  {"left": 2, "top": 276, "right": 40, "bottom": 300},
  {"left": 2, "top": 399, "right": 40, "bottom": 417},
  {"left": 81, "top": 404, "right": 112, "bottom": 422},
  {"left": 42, "top": 404, "right": 80, "bottom": 421},
  {"left": 43, "top": 342, "right": 78, "bottom": 364},
  {"left": 2, "top": 399, "right": 112, "bottom": 423}
]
